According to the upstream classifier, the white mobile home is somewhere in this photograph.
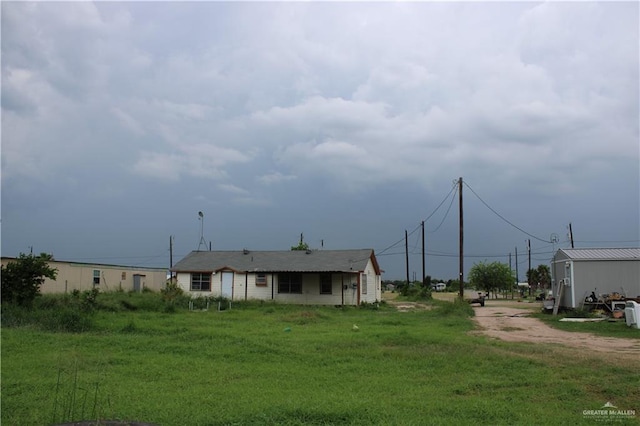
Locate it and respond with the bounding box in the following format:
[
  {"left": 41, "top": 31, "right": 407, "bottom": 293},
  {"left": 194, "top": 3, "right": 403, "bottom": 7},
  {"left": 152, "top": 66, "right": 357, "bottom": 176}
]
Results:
[
  {"left": 171, "top": 249, "right": 382, "bottom": 306},
  {"left": 551, "top": 248, "right": 640, "bottom": 309}
]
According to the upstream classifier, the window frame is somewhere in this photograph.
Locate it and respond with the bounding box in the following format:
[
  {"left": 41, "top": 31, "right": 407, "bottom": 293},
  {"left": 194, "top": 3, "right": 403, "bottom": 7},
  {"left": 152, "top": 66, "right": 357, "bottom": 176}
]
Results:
[
  {"left": 278, "top": 273, "right": 302, "bottom": 294},
  {"left": 320, "top": 273, "right": 332, "bottom": 295},
  {"left": 93, "top": 270, "right": 100, "bottom": 285},
  {"left": 256, "top": 273, "right": 267, "bottom": 287},
  {"left": 361, "top": 273, "right": 368, "bottom": 294},
  {"left": 190, "top": 272, "right": 212, "bottom": 291}
]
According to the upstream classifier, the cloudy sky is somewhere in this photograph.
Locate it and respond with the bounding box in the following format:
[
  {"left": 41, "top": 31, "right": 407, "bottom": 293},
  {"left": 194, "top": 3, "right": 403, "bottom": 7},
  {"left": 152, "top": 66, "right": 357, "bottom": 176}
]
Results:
[{"left": 2, "top": 1, "right": 638, "bottom": 281}]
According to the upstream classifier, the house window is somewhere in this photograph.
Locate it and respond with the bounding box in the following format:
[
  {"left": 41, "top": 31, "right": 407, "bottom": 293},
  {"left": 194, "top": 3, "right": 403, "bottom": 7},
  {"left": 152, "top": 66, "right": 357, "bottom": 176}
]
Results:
[
  {"left": 256, "top": 273, "right": 267, "bottom": 286},
  {"left": 121, "top": 272, "right": 126, "bottom": 280},
  {"left": 278, "top": 273, "right": 302, "bottom": 294},
  {"left": 191, "top": 273, "right": 211, "bottom": 291},
  {"left": 320, "top": 273, "right": 332, "bottom": 294},
  {"left": 93, "top": 270, "right": 100, "bottom": 285},
  {"left": 361, "top": 273, "right": 368, "bottom": 294}
]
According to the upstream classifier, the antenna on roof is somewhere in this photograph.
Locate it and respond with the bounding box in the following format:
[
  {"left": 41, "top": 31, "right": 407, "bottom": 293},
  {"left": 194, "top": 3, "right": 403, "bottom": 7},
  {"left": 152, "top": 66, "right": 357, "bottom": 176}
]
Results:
[{"left": 197, "top": 211, "right": 208, "bottom": 251}]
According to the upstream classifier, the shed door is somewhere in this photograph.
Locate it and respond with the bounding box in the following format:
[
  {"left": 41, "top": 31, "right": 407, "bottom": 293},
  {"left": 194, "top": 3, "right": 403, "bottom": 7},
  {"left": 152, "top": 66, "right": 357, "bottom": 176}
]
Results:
[
  {"left": 221, "top": 272, "right": 233, "bottom": 298},
  {"left": 133, "top": 274, "right": 144, "bottom": 292}
]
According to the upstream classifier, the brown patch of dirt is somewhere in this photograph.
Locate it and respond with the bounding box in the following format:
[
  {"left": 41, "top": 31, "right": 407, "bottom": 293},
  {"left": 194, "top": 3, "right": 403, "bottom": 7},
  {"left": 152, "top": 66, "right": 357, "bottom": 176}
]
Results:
[{"left": 471, "top": 306, "right": 640, "bottom": 362}]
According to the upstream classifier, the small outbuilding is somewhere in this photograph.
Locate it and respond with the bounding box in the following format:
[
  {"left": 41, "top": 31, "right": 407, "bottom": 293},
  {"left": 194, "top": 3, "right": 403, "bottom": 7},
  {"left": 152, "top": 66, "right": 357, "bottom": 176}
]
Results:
[
  {"left": 171, "top": 249, "right": 382, "bottom": 306},
  {"left": 551, "top": 248, "right": 640, "bottom": 309}
]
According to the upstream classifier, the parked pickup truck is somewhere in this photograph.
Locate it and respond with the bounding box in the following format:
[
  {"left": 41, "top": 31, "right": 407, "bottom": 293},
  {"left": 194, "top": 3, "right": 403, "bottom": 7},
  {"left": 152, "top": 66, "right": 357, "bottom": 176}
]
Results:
[{"left": 466, "top": 291, "right": 486, "bottom": 307}]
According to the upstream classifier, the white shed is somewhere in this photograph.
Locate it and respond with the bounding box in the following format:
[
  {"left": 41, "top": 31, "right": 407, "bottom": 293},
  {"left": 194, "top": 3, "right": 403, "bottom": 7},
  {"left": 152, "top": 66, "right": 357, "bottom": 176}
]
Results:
[{"left": 551, "top": 248, "right": 640, "bottom": 309}]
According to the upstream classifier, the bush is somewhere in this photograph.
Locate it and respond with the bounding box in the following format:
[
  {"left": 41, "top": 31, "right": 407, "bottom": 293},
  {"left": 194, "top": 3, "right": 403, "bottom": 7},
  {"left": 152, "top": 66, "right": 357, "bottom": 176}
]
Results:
[
  {"left": 436, "top": 298, "right": 475, "bottom": 317},
  {"left": 1, "top": 253, "right": 58, "bottom": 306},
  {"left": 400, "top": 285, "right": 433, "bottom": 301}
]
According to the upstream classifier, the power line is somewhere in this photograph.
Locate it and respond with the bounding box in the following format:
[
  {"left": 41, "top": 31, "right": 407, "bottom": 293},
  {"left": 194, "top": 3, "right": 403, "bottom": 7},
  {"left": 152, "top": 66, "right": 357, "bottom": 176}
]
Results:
[
  {"left": 376, "top": 182, "right": 457, "bottom": 256},
  {"left": 426, "top": 184, "right": 457, "bottom": 233},
  {"left": 463, "top": 181, "right": 550, "bottom": 243},
  {"left": 422, "top": 181, "right": 458, "bottom": 224}
]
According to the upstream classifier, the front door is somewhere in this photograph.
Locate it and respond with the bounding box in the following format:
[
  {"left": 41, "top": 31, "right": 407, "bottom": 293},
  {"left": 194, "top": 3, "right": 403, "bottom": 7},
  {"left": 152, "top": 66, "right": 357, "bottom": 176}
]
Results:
[{"left": 221, "top": 272, "right": 233, "bottom": 298}]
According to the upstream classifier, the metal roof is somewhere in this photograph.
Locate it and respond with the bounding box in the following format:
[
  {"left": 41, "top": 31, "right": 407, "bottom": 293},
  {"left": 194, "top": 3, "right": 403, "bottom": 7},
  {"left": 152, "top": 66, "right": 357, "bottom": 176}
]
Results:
[
  {"left": 557, "top": 248, "right": 640, "bottom": 261},
  {"left": 171, "top": 249, "right": 380, "bottom": 274}
]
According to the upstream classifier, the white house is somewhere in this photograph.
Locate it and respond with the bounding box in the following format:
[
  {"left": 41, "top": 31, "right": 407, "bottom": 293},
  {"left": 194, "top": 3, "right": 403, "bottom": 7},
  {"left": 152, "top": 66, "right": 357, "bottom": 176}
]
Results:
[
  {"left": 170, "top": 249, "right": 382, "bottom": 305},
  {"left": 551, "top": 248, "right": 640, "bottom": 309}
]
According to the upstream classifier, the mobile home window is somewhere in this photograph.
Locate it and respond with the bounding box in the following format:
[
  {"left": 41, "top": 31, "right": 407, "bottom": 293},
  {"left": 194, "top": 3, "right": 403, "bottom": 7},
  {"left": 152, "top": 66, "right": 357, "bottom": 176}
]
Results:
[
  {"left": 361, "top": 274, "right": 368, "bottom": 294},
  {"left": 93, "top": 270, "right": 100, "bottom": 285},
  {"left": 191, "top": 273, "right": 211, "bottom": 291},
  {"left": 320, "top": 273, "right": 332, "bottom": 294},
  {"left": 256, "top": 273, "right": 267, "bottom": 286},
  {"left": 278, "top": 273, "right": 302, "bottom": 294}
]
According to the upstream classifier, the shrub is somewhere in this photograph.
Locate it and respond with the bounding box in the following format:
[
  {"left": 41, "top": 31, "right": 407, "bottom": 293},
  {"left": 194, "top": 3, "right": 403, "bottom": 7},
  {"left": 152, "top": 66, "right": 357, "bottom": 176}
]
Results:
[
  {"left": 1, "top": 253, "right": 58, "bottom": 306},
  {"left": 437, "top": 298, "right": 475, "bottom": 317},
  {"left": 401, "top": 285, "right": 433, "bottom": 301}
]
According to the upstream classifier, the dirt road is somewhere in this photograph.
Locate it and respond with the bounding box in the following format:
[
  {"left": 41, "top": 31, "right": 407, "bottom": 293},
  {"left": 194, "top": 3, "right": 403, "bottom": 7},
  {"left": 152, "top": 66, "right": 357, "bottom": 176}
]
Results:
[{"left": 471, "top": 305, "right": 640, "bottom": 362}]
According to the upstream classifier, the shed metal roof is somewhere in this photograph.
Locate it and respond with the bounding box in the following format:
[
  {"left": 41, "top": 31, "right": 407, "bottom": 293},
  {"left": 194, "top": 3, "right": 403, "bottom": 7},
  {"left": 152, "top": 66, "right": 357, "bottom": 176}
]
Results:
[
  {"left": 171, "top": 249, "right": 380, "bottom": 274},
  {"left": 557, "top": 248, "right": 640, "bottom": 261}
]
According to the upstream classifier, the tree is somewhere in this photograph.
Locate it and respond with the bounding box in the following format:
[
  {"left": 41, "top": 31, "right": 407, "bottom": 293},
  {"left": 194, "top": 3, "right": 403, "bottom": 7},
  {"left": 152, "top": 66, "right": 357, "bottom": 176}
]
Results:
[
  {"left": 527, "top": 264, "right": 551, "bottom": 293},
  {"left": 468, "top": 261, "right": 514, "bottom": 297},
  {"left": 1, "top": 253, "right": 58, "bottom": 306},
  {"left": 290, "top": 233, "right": 310, "bottom": 251}
]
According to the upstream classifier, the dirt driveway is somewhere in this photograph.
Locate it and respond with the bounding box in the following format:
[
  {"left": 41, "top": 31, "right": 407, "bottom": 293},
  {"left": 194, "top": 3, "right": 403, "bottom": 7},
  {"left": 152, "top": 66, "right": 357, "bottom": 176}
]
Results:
[{"left": 471, "top": 303, "right": 640, "bottom": 362}]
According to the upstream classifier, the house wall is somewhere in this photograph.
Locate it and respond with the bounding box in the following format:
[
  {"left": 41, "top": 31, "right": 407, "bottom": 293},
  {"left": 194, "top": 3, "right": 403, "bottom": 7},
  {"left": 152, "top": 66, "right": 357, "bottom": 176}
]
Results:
[
  {"left": 359, "top": 258, "right": 382, "bottom": 304},
  {"left": 1, "top": 258, "right": 168, "bottom": 294},
  {"left": 552, "top": 255, "right": 640, "bottom": 308}
]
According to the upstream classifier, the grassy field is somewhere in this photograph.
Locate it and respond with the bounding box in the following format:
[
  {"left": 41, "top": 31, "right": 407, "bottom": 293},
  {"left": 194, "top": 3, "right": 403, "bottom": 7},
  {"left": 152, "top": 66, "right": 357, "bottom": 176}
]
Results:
[{"left": 2, "top": 293, "right": 639, "bottom": 425}]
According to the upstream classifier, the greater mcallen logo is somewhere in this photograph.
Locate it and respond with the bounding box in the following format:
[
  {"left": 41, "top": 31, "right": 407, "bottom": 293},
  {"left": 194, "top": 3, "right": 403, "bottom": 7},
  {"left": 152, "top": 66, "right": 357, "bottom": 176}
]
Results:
[{"left": 583, "top": 402, "right": 636, "bottom": 422}]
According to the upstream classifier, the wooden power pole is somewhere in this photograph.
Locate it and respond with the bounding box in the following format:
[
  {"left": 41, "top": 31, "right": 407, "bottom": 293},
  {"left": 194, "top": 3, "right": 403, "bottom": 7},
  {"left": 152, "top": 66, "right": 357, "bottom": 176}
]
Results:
[
  {"left": 569, "top": 223, "right": 574, "bottom": 248},
  {"left": 405, "top": 230, "right": 410, "bottom": 287},
  {"left": 169, "top": 235, "right": 174, "bottom": 269},
  {"left": 421, "top": 221, "right": 426, "bottom": 287},
  {"left": 458, "top": 177, "right": 464, "bottom": 299}
]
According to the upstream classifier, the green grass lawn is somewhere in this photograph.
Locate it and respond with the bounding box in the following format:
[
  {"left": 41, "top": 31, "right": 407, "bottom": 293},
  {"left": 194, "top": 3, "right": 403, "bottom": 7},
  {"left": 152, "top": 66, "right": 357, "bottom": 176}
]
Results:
[{"left": 2, "top": 296, "right": 639, "bottom": 425}]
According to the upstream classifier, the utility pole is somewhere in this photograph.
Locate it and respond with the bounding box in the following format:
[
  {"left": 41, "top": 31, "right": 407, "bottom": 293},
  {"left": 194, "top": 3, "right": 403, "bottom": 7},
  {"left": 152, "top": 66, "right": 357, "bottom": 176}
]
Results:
[
  {"left": 568, "top": 223, "right": 574, "bottom": 248},
  {"left": 421, "top": 220, "right": 426, "bottom": 287},
  {"left": 458, "top": 177, "right": 464, "bottom": 299},
  {"left": 169, "top": 235, "right": 174, "bottom": 269},
  {"left": 515, "top": 246, "right": 519, "bottom": 289},
  {"left": 405, "top": 230, "right": 410, "bottom": 287},
  {"left": 527, "top": 239, "right": 532, "bottom": 296},
  {"left": 509, "top": 252, "right": 513, "bottom": 299}
]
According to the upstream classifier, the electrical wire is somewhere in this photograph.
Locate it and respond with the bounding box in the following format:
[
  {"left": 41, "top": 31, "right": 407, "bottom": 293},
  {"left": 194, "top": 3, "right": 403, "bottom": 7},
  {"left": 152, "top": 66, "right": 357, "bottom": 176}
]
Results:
[
  {"left": 426, "top": 185, "right": 457, "bottom": 233},
  {"left": 376, "top": 181, "right": 457, "bottom": 256},
  {"left": 422, "top": 181, "right": 458, "bottom": 224},
  {"left": 463, "top": 181, "right": 551, "bottom": 243}
]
